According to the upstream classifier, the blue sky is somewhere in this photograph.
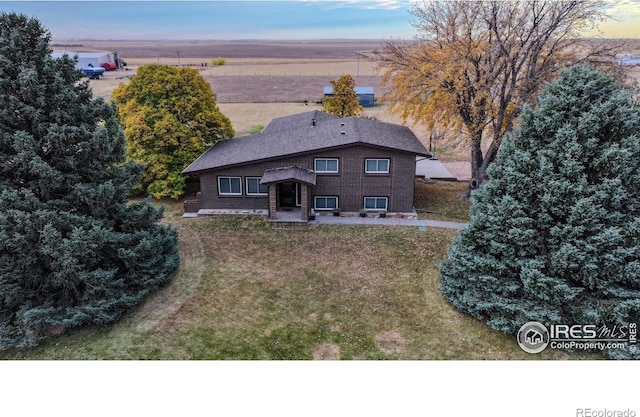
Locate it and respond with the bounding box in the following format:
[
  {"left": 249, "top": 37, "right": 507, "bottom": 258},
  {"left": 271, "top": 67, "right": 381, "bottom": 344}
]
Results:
[
  {"left": 0, "top": 1, "right": 418, "bottom": 40},
  {"left": 1, "top": 1, "right": 638, "bottom": 40}
]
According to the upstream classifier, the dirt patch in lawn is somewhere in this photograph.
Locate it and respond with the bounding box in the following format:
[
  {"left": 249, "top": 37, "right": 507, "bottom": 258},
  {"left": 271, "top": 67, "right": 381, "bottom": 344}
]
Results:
[
  {"left": 375, "top": 330, "right": 407, "bottom": 355},
  {"left": 313, "top": 343, "right": 341, "bottom": 360}
]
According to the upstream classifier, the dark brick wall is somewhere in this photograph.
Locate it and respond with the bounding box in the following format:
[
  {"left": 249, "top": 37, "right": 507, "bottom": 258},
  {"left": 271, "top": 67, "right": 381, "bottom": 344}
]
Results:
[{"left": 194, "top": 145, "right": 417, "bottom": 212}]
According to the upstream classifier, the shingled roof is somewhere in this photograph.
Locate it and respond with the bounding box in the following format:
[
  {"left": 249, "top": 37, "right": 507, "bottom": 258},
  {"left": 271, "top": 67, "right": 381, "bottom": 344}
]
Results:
[{"left": 182, "top": 110, "right": 431, "bottom": 174}]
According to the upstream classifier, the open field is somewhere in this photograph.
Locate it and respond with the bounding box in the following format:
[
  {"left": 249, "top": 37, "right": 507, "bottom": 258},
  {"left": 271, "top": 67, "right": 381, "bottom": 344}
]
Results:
[
  {"left": 80, "top": 39, "right": 640, "bottom": 156},
  {"left": 87, "top": 64, "right": 419, "bottom": 138},
  {"left": 85, "top": 58, "right": 380, "bottom": 99},
  {"left": 128, "top": 57, "right": 380, "bottom": 76},
  {"left": 58, "top": 39, "right": 385, "bottom": 104},
  {"left": 66, "top": 39, "right": 422, "bottom": 139},
  {"left": 52, "top": 39, "right": 386, "bottom": 59},
  {"left": 105, "top": 55, "right": 383, "bottom": 103},
  {"left": 80, "top": 38, "right": 640, "bottom": 164},
  {"left": 206, "top": 74, "right": 382, "bottom": 103},
  {"left": 0, "top": 181, "right": 597, "bottom": 360}
]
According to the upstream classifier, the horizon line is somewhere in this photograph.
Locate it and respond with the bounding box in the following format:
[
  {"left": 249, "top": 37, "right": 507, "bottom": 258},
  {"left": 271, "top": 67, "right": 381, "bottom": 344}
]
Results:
[
  {"left": 49, "top": 36, "right": 640, "bottom": 43},
  {"left": 49, "top": 38, "right": 404, "bottom": 42}
]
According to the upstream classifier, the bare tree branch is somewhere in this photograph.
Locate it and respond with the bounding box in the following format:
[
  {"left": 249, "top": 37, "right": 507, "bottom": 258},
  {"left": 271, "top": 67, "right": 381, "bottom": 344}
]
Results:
[{"left": 372, "top": 0, "right": 625, "bottom": 197}]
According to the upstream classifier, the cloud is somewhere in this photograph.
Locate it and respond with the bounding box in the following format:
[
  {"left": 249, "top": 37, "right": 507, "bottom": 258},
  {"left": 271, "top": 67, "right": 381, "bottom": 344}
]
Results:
[
  {"left": 362, "top": 1, "right": 407, "bottom": 10},
  {"left": 299, "top": 0, "right": 413, "bottom": 10},
  {"left": 605, "top": 0, "right": 640, "bottom": 17}
]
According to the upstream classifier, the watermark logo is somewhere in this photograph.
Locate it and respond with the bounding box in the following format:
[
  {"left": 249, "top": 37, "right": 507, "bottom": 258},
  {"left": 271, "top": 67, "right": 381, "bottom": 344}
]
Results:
[
  {"left": 576, "top": 408, "right": 636, "bottom": 417},
  {"left": 517, "top": 321, "right": 549, "bottom": 353},
  {"left": 517, "top": 321, "right": 637, "bottom": 354}
]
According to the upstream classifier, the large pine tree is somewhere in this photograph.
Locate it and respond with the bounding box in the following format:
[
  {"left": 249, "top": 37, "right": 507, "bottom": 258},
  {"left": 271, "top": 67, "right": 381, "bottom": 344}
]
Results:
[
  {"left": 0, "top": 13, "right": 179, "bottom": 348},
  {"left": 440, "top": 66, "right": 640, "bottom": 359}
]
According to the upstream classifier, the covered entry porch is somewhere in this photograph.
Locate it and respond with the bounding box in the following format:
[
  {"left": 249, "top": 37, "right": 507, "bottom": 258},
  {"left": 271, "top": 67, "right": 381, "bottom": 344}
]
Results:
[{"left": 260, "top": 166, "right": 316, "bottom": 222}]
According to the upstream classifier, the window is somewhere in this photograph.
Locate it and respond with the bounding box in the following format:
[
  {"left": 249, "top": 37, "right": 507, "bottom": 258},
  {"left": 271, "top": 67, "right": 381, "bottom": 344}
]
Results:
[
  {"left": 315, "top": 158, "right": 339, "bottom": 173},
  {"left": 364, "top": 197, "right": 388, "bottom": 210},
  {"left": 314, "top": 196, "right": 338, "bottom": 210},
  {"left": 365, "top": 158, "right": 390, "bottom": 174},
  {"left": 246, "top": 177, "right": 268, "bottom": 195},
  {"left": 218, "top": 177, "right": 242, "bottom": 195}
]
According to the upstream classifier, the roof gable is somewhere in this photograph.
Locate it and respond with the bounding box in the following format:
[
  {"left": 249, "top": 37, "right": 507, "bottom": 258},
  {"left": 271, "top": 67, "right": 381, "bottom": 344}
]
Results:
[
  {"left": 182, "top": 110, "right": 430, "bottom": 174},
  {"left": 261, "top": 166, "right": 316, "bottom": 185}
]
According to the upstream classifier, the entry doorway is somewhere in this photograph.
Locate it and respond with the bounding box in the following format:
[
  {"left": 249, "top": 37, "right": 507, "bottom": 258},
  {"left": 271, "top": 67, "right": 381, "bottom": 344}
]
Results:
[{"left": 278, "top": 183, "right": 301, "bottom": 209}]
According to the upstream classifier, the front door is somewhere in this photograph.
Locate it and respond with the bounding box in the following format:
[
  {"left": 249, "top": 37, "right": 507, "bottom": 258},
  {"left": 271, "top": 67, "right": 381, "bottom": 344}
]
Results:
[{"left": 278, "top": 183, "right": 297, "bottom": 208}]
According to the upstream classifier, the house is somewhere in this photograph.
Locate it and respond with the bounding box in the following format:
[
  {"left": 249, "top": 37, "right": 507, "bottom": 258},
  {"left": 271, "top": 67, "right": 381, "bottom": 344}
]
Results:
[
  {"left": 181, "top": 110, "right": 431, "bottom": 221},
  {"left": 323, "top": 86, "right": 375, "bottom": 107}
]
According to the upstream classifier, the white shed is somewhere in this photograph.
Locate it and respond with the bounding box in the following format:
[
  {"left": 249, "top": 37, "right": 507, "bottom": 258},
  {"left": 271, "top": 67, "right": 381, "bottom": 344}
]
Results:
[
  {"left": 616, "top": 53, "right": 640, "bottom": 66},
  {"left": 51, "top": 51, "right": 112, "bottom": 70}
]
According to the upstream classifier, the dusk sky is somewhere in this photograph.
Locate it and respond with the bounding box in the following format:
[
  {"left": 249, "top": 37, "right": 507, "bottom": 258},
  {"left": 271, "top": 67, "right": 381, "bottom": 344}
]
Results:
[{"left": 0, "top": 0, "right": 639, "bottom": 40}]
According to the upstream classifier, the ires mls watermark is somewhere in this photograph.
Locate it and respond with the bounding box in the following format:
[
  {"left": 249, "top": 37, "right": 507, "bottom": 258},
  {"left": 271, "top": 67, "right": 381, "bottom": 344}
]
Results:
[{"left": 517, "top": 321, "right": 637, "bottom": 354}]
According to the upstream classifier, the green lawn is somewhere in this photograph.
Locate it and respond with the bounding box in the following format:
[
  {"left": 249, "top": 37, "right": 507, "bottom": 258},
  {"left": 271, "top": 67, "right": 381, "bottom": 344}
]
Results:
[{"left": 0, "top": 182, "right": 596, "bottom": 359}]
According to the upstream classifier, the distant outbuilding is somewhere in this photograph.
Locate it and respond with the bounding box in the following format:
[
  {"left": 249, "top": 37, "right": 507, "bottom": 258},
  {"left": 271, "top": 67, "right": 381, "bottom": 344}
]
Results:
[
  {"left": 51, "top": 51, "right": 122, "bottom": 71},
  {"left": 616, "top": 53, "right": 640, "bottom": 66},
  {"left": 324, "top": 86, "right": 375, "bottom": 107}
]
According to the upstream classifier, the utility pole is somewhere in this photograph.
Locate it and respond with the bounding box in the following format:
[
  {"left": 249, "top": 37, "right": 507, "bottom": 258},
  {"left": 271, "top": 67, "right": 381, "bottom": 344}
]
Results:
[
  {"left": 429, "top": 130, "right": 440, "bottom": 160},
  {"left": 177, "top": 51, "right": 181, "bottom": 67}
]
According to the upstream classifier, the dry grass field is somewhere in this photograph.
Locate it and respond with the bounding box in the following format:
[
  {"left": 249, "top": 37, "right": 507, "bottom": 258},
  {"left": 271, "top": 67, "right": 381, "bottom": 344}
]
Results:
[
  {"left": 0, "top": 182, "right": 597, "bottom": 360},
  {"left": 54, "top": 39, "right": 385, "bottom": 59},
  {"left": 61, "top": 40, "right": 429, "bottom": 138},
  {"left": 74, "top": 38, "right": 639, "bottom": 152},
  {"left": 77, "top": 39, "right": 640, "bottom": 150}
]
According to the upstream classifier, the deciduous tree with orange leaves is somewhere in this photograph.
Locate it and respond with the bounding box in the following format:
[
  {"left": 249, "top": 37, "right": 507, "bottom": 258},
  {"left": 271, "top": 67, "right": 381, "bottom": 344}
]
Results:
[{"left": 375, "top": 0, "right": 620, "bottom": 196}]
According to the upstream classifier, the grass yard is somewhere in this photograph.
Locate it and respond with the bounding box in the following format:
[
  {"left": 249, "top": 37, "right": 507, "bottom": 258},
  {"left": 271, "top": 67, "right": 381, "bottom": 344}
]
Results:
[
  {"left": 414, "top": 180, "right": 472, "bottom": 223},
  {"left": 0, "top": 183, "right": 596, "bottom": 360}
]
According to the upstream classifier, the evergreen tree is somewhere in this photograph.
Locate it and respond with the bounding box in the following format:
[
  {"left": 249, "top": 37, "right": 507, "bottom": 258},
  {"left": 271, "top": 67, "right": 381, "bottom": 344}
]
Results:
[
  {"left": 440, "top": 66, "right": 640, "bottom": 359},
  {"left": 113, "top": 64, "right": 234, "bottom": 199},
  {"left": 0, "top": 13, "right": 179, "bottom": 349},
  {"left": 323, "top": 74, "right": 363, "bottom": 118}
]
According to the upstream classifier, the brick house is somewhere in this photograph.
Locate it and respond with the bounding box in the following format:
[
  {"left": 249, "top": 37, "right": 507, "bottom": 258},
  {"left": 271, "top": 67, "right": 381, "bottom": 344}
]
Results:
[{"left": 181, "top": 110, "right": 431, "bottom": 221}]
